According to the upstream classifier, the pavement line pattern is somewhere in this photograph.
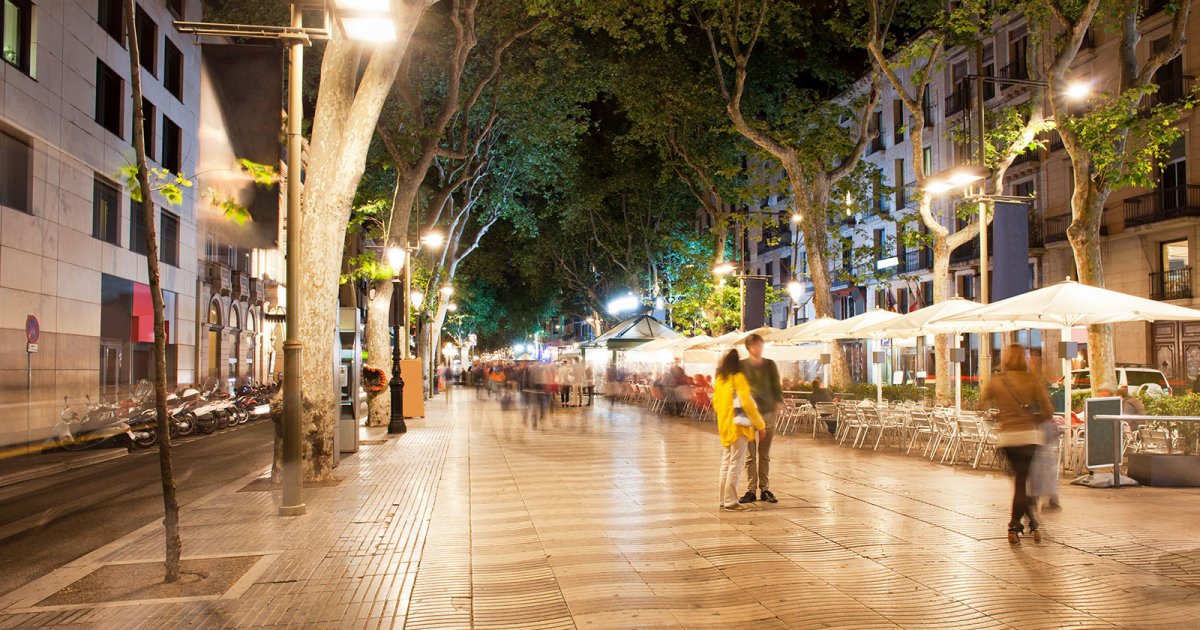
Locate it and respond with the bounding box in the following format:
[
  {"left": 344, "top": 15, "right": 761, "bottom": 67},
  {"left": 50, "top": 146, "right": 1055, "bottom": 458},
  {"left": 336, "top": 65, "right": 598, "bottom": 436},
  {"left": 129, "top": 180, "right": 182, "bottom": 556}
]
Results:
[{"left": 2, "top": 390, "right": 1200, "bottom": 628}]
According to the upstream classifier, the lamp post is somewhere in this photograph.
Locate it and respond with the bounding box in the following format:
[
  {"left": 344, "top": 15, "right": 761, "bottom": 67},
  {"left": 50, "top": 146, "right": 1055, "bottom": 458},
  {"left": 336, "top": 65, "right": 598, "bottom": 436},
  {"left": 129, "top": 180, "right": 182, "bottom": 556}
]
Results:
[
  {"left": 925, "top": 74, "right": 1090, "bottom": 387},
  {"left": 177, "top": 0, "right": 402, "bottom": 518},
  {"left": 386, "top": 248, "right": 407, "bottom": 434}
]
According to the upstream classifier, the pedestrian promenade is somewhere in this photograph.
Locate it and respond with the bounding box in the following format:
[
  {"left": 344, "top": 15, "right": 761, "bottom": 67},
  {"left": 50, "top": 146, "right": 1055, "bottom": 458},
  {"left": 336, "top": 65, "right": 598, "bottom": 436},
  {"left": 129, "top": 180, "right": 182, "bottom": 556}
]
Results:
[{"left": 2, "top": 390, "right": 1200, "bottom": 628}]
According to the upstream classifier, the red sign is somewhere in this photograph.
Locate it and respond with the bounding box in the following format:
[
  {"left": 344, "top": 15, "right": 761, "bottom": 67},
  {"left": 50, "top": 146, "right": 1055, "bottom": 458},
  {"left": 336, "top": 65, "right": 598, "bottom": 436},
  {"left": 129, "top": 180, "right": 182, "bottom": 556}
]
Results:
[{"left": 25, "top": 315, "right": 40, "bottom": 344}]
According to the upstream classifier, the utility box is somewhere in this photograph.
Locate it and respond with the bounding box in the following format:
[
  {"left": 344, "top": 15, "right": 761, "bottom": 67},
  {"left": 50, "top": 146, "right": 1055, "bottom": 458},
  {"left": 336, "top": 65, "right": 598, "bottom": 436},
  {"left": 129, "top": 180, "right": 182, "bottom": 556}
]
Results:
[{"left": 399, "top": 358, "right": 425, "bottom": 419}]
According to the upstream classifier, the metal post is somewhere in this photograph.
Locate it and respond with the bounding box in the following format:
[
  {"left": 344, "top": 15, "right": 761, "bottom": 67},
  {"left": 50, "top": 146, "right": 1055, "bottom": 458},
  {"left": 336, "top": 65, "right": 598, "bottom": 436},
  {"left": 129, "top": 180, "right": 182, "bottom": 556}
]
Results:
[
  {"left": 403, "top": 245, "right": 411, "bottom": 359},
  {"left": 389, "top": 275, "right": 407, "bottom": 434},
  {"left": 974, "top": 66, "right": 992, "bottom": 392},
  {"left": 279, "top": 2, "right": 306, "bottom": 517},
  {"left": 739, "top": 275, "right": 747, "bottom": 332}
]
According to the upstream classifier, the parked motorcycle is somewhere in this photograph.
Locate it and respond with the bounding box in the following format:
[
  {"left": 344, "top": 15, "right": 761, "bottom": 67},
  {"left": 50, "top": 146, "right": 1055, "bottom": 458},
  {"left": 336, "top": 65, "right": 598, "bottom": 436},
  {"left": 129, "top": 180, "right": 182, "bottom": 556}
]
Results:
[{"left": 50, "top": 395, "right": 133, "bottom": 451}]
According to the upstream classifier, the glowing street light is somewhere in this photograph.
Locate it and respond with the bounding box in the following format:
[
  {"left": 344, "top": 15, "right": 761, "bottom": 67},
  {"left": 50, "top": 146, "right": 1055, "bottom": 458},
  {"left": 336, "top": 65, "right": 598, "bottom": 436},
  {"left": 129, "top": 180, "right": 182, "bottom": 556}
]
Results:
[
  {"left": 712, "top": 262, "right": 736, "bottom": 276},
  {"left": 787, "top": 280, "right": 805, "bottom": 302},
  {"left": 447, "top": 303, "right": 458, "bottom": 312},
  {"left": 410, "top": 290, "right": 425, "bottom": 308},
  {"left": 331, "top": 0, "right": 398, "bottom": 41},
  {"left": 439, "top": 284, "right": 454, "bottom": 297},
  {"left": 1064, "top": 80, "right": 1093, "bottom": 101},
  {"left": 421, "top": 232, "right": 446, "bottom": 248},
  {"left": 385, "top": 246, "right": 405, "bottom": 271}
]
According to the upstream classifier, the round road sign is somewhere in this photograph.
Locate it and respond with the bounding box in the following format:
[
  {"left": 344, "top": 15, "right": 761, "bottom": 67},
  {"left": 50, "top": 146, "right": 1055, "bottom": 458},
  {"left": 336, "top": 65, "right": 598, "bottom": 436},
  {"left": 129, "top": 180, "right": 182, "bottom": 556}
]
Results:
[{"left": 26, "top": 315, "right": 40, "bottom": 344}]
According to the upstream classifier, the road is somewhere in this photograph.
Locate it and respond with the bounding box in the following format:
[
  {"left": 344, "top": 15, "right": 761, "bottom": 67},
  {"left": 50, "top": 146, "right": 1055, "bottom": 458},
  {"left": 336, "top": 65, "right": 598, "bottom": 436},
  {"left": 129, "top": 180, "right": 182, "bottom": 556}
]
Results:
[{"left": 0, "top": 420, "right": 274, "bottom": 597}]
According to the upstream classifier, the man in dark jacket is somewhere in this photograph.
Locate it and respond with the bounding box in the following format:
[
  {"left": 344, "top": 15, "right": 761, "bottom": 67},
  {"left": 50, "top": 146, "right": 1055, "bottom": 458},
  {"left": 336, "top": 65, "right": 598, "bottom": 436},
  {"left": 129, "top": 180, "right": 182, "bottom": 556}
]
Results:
[{"left": 739, "top": 333, "right": 785, "bottom": 504}]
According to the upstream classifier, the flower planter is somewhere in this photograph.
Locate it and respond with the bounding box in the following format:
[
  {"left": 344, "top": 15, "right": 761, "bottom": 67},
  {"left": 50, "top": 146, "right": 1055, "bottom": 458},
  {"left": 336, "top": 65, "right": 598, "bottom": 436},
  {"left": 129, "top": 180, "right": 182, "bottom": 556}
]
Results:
[{"left": 1127, "top": 453, "right": 1200, "bottom": 487}]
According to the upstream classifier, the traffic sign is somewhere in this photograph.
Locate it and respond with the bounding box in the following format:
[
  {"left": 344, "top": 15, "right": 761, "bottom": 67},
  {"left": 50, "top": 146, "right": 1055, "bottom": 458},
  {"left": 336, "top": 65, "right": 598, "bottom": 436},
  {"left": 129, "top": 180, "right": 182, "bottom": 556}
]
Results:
[
  {"left": 27, "top": 343, "right": 38, "bottom": 353},
  {"left": 25, "top": 315, "right": 40, "bottom": 344}
]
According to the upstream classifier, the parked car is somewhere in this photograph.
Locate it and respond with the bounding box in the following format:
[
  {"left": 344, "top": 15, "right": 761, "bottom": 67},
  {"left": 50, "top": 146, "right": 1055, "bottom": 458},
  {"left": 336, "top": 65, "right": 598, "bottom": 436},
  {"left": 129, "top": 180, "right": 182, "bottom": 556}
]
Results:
[{"left": 1063, "top": 366, "right": 1172, "bottom": 396}]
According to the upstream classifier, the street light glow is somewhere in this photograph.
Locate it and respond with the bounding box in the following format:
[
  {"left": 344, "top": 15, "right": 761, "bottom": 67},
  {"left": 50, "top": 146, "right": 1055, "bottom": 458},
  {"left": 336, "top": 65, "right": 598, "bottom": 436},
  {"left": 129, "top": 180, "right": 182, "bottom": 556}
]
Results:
[
  {"left": 410, "top": 291, "right": 425, "bottom": 308},
  {"left": 923, "top": 179, "right": 955, "bottom": 194},
  {"left": 791, "top": 213, "right": 802, "bottom": 223},
  {"left": 1064, "top": 80, "right": 1092, "bottom": 100},
  {"left": 607, "top": 293, "right": 639, "bottom": 315},
  {"left": 713, "top": 262, "right": 736, "bottom": 276},
  {"left": 332, "top": 0, "right": 391, "bottom": 10},
  {"left": 787, "top": 280, "right": 804, "bottom": 302},
  {"left": 447, "top": 303, "right": 458, "bottom": 312},
  {"left": 440, "top": 284, "right": 454, "bottom": 296},
  {"left": 340, "top": 17, "right": 397, "bottom": 42},
  {"left": 421, "top": 232, "right": 446, "bottom": 248},
  {"left": 385, "top": 247, "right": 405, "bottom": 271},
  {"left": 946, "top": 167, "right": 985, "bottom": 187}
]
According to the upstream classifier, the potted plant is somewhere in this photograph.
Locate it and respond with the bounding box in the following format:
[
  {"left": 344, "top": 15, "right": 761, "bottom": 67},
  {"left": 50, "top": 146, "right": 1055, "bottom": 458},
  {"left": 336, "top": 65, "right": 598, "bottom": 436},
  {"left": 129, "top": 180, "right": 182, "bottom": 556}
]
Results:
[{"left": 1127, "top": 393, "right": 1200, "bottom": 487}]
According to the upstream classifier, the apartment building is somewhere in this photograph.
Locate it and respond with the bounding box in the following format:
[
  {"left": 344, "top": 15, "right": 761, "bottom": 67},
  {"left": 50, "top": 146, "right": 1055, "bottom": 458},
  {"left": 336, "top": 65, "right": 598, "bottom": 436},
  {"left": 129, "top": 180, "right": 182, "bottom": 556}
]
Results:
[{"left": 739, "top": 3, "right": 1200, "bottom": 385}]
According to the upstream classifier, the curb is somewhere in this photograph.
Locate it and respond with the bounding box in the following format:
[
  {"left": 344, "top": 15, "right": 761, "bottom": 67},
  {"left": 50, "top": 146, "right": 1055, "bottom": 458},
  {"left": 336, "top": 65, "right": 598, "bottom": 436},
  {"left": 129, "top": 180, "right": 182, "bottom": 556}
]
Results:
[{"left": 0, "top": 450, "right": 129, "bottom": 489}]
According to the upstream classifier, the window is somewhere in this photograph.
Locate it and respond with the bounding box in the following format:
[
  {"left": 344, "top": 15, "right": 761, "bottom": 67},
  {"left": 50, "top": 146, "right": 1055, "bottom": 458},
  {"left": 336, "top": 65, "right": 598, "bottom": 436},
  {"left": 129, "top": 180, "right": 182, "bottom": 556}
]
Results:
[
  {"left": 135, "top": 98, "right": 156, "bottom": 159},
  {"left": 921, "top": 85, "right": 932, "bottom": 126},
  {"left": 2, "top": 0, "right": 34, "bottom": 74},
  {"left": 96, "top": 60, "right": 123, "bottom": 138},
  {"left": 164, "top": 39, "right": 183, "bottom": 99},
  {"left": 892, "top": 99, "right": 904, "bottom": 144},
  {"left": 93, "top": 177, "right": 120, "bottom": 244},
  {"left": 922, "top": 146, "right": 932, "bottom": 178},
  {"left": 160, "top": 210, "right": 179, "bottom": 266},
  {"left": 161, "top": 116, "right": 181, "bottom": 173},
  {"left": 135, "top": 5, "right": 157, "bottom": 75},
  {"left": 1161, "top": 136, "right": 1187, "bottom": 210},
  {"left": 873, "top": 229, "right": 884, "bottom": 261},
  {"left": 765, "top": 261, "right": 774, "bottom": 283},
  {"left": 894, "top": 158, "right": 906, "bottom": 208},
  {"left": 0, "top": 129, "right": 32, "bottom": 213},
  {"left": 97, "top": 0, "right": 123, "bottom": 43},
  {"left": 167, "top": 0, "right": 184, "bottom": 19},
  {"left": 1007, "top": 32, "right": 1028, "bottom": 82},
  {"left": 129, "top": 199, "right": 148, "bottom": 255},
  {"left": 1163, "top": 240, "right": 1189, "bottom": 272}
]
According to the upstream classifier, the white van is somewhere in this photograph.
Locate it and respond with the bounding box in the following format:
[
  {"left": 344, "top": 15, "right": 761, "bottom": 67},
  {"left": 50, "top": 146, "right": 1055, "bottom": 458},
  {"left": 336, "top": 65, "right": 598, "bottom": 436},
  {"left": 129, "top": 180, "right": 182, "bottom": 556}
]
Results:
[{"left": 1067, "top": 366, "right": 1171, "bottom": 395}]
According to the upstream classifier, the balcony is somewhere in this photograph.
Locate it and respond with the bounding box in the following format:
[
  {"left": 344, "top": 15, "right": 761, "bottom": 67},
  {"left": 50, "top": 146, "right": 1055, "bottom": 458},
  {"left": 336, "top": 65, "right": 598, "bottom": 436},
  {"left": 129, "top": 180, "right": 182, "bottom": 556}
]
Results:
[
  {"left": 1124, "top": 185, "right": 1200, "bottom": 227},
  {"left": 868, "top": 135, "right": 884, "bottom": 154},
  {"left": 250, "top": 278, "right": 265, "bottom": 305},
  {"left": 1045, "top": 212, "right": 1109, "bottom": 243},
  {"left": 1151, "top": 267, "right": 1192, "bottom": 300},
  {"left": 232, "top": 271, "right": 249, "bottom": 301},
  {"left": 206, "top": 262, "right": 231, "bottom": 295},
  {"left": 899, "top": 249, "right": 929, "bottom": 273},
  {"left": 1144, "top": 75, "right": 1193, "bottom": 110},
  {"left": 950, "top": 237, "right": 981, "bottom": 264},
  {"left": 999, "top": 61, "right": 1028, "bottom": 85},
  {"left": 945, "top": 87, "right": 968, "bottom": 116}
]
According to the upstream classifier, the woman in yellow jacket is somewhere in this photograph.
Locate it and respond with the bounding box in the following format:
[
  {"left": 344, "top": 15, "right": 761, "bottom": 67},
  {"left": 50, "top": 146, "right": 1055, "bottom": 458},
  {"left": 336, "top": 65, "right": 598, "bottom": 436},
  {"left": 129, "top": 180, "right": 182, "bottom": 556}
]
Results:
[{"left": 712, "top": 349, "right": 766, "bottom": 511}]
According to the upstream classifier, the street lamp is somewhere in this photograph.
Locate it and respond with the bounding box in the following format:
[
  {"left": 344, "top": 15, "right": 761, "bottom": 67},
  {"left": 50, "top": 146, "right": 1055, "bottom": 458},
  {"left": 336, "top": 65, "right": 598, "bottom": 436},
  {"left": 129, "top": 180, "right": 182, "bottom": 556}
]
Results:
[
  {"left": 385, "top": 247, "right": 406, "bottom": 434},
  {"left": 787, "top": 280, "right": 805, "bottom": 326},
  {"left": 440, "top": 284, "right": 454, "bottom": 297},
  {"left": 176, "top": 0, "right": 403, "bottom": 518},
  {"left": 447, "top": 302, "right": 458, "bottom": 312},
  {"left": 923, "top": 73, "right": 1091, "bottom": 387},
  {"left": 713, "top": 262, "right": 736, "bottom": 276}
]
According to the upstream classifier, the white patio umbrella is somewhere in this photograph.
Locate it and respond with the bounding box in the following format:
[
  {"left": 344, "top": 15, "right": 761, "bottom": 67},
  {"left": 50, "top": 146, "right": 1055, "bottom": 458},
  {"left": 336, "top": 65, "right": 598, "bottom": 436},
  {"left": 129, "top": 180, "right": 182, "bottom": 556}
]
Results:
[
  {"left": 776, "top": 317, "right": 842, "bottom": 342},
  {"left": 857, "top": 298, "right": 1042, "bottom": 410},
  {"left": 788, "top": 310, "right": 903, "bottom": 403},
  {"left": 941, "top": 280, "right": 1200, "bottom": 418}
]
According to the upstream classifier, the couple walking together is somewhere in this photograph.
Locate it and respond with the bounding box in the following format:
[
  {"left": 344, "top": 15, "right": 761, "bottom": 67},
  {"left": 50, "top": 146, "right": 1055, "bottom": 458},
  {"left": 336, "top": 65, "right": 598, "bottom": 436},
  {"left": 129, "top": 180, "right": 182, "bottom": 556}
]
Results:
[{"left": 713, "top": 333, "right": 784, "bottom": 512}]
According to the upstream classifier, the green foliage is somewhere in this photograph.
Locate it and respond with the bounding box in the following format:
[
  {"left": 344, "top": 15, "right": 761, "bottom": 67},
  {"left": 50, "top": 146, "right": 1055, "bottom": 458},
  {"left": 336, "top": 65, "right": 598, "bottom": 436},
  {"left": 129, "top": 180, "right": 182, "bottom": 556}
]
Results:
[
  {"left": 1060, "top": 85, "right": 1195, "bottom": 191},
  {"left": 120, "top": 164, "right": 193, "bottom": 207},
  {"left": 1141, "top": 393, "right": 1200, "bottom": 455},
  {"left": 846, "top": 382, "right": 931, "bottom": 403}
]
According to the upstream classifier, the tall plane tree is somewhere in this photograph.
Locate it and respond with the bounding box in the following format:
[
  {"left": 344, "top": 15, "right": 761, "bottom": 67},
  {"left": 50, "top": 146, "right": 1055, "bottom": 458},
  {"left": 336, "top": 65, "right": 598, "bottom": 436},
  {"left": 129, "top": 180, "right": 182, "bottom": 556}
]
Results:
[
  {"left": 1047, "top": 0, "right": 1191, "bottom": 392},
  {"left": 698, "top": 0, "right": 880, "bottom": 386}
]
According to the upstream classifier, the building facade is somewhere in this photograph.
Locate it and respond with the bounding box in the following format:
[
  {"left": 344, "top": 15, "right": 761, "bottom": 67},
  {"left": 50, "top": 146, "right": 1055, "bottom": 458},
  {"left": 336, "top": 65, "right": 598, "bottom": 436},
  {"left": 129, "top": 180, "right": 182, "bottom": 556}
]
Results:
[
  {"left": 0, "top": 0, "right": 281, "bottom": 448},
  {"left": 735, "top": 5, "right": 1200, "bottom": 386}
]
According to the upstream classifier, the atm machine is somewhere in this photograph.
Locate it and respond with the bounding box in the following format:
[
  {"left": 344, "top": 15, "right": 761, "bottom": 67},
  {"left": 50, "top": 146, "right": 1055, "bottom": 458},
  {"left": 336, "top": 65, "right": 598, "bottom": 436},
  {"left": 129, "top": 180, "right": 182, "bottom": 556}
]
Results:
[{"left": 337, "top": 306, "right": 363, "bottom": 454}]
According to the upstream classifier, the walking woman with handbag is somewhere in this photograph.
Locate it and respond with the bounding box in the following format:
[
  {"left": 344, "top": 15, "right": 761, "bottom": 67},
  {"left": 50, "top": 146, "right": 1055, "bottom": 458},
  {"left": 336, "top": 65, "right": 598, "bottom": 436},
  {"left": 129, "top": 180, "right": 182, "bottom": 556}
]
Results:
[
  {"left": 712, "top": 349, "right": 766, "bottom": 512},
  {"left": 979, "top": 344, "right": 1055, "bottom": 544}
]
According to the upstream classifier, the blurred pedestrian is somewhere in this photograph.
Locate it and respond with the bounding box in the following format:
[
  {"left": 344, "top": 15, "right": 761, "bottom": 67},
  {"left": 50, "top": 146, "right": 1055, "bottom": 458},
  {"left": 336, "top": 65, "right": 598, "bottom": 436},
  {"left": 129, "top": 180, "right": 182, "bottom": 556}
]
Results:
[
  {"left": 980, "top": 344, "right": 1054, "bottom": 544},
  {"left": 713, "top": 349, "right": 766, "bottom": 512},
  {"left": 740, "top": 334, "right": 784, "bottom": 504},
  {"left": 810, "top": 378, "right": 836, "bottom": 434}
]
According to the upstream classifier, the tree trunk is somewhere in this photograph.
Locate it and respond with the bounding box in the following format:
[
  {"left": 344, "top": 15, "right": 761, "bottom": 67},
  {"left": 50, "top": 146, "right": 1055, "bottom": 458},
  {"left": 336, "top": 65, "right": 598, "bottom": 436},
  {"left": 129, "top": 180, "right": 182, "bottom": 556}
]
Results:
[
  {"left": 291, "top": 32, "right": 413, "bottom": 482},
  {"left": 713, "top": 220, "right": 728, "bottom": 266},
  {"left": 931, "top": 237, "right": 952, "bottom": 404},
  {"left": 364, "top": 281, "right": 393, "bottom": 426},
  {"left": 1067, "top": 189, "right": 1117, "bottom": 392},
  {"left": 124, "top": 0, "right": 180, "bottom": 583},
  {"left": 788, "top": 173, "right": 850, "bottom": 387}
]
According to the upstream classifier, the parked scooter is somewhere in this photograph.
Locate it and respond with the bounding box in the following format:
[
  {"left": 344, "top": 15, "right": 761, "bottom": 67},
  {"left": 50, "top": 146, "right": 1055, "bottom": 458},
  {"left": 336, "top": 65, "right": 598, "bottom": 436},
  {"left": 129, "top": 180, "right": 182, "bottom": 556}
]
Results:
[{"left": 49, "top": 395, "right": 134, "bottom": 451}]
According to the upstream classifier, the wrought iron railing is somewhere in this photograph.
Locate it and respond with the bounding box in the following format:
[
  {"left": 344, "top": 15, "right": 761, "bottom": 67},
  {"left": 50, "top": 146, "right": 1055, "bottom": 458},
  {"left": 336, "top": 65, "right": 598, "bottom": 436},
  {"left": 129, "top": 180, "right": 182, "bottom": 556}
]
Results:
[
  {"left": 1151, "top": 267, "right": 1192, "bottom": 301},
  {"left": 1124, "top": 185, "right": 1200, "bottom": 227}
]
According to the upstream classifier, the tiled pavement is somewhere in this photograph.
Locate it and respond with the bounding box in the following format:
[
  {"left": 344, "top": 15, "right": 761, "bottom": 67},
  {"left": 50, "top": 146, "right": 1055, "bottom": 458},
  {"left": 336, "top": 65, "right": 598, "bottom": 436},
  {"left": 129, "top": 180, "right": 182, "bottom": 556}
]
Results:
[{"left": 2, "top": 391, "right": 1200, "bottom": 628}]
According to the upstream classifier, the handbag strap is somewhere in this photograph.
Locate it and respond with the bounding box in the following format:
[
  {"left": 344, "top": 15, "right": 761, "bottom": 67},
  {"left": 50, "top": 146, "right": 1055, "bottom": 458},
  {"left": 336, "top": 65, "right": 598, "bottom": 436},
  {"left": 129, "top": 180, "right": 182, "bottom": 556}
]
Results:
[{"left": 998, "top": 372, "right": 1034, "bottom": 409}]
